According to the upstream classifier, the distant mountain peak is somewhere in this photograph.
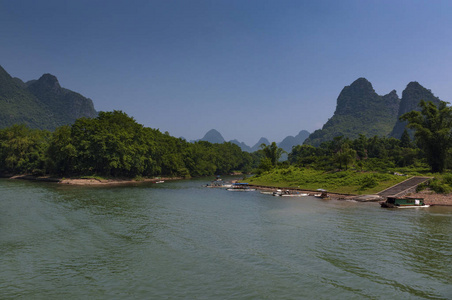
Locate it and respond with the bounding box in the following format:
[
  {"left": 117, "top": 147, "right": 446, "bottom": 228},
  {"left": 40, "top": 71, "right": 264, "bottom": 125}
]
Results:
[
  {"left": 256, "top": 137, "right": 269, "bottom": 145},
  {"left": 200, "top": 129, "right": 225, "bottom": 144},
  {"left": 405, "top": 81, "right": 423, "bottom": 89},
  {"left": 249, "top": 137, "right": 270, "bottom": 152},
  {"left": 278, "top": 130, "right": 310, "bottom": 152},
  {"left": 35, "top": 73, "right": 61, "bottom": 90},
  {"left": 351, "top": 77, "right": 372, "bottom": 87}
]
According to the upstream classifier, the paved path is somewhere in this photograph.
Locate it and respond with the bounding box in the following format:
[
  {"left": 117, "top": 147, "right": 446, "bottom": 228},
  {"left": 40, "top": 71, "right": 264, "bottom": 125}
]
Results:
[{"left": 378, "top": 176, "right": 431, "bottom": 198}]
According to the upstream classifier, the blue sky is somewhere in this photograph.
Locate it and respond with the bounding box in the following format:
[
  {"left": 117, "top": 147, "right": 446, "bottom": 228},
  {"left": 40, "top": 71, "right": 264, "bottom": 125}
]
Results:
[{"left": 1, "top": 0, "right": 451, "bottom": 145}]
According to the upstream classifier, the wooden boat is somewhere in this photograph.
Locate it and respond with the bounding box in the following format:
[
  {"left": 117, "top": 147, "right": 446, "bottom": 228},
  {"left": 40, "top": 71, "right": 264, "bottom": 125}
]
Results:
[
  {"left": 273, "top": 189, "right": 308, "bottom": 197},
  {"left": 314, "top": 191, "right": 330, "bottom": 199},
  {"left": 205, "top": 178, "right": 232, "bottom": 188},
  {"left": 380, "top": 197, "right": 430, "bottom": 208},
  {"left": 226, "top": 183, "right": 255, "bottom": 192},
  {"left": 260, "top": 191, "right": 274, "bottom": 195}
]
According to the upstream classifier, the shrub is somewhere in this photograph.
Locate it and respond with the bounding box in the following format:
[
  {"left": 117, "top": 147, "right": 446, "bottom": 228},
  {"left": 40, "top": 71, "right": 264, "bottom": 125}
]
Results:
[
  {"left": 416, "top": 182, "right": 428, "bottom": 192},
  {"left": 429, "top": 178, "right": 452, "bottom": 194},
  {"left": 442, "top": 173, "right": 452, "bottom": 185},
  {"left": 359, "top": 175, "right": 378, "bottom": 190}
]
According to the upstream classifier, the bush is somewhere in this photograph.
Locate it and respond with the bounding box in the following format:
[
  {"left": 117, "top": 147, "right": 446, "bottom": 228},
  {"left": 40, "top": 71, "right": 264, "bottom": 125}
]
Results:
[
  {"left": 359, "top": 175, "right": 378, "bottom": 190},
  {"left": 429, "top": 178, "right": 452, "bottom": 194},
  {"left": 416, "top": 182, "right": 428, "bottom": 192},
  {"left": 442, "top": 173, "right": 452, "bottom": 185}
]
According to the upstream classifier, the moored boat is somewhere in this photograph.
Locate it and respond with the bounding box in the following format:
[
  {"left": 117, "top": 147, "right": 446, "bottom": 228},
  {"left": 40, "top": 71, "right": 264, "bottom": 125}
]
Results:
[
  {"left": 226, "top": 183, "right": 256, "bottom": 192},
  {"left": 205, "top": 177, "right": 233, "bottom": 188},
  {"left": 260, "top": 191, "right": 274, "bottom": 195},
  {"left": 380, "top": 197, "right": 430, "bottom": 208},
  {"left": 314, "top": 190, "right": 330, "bottom": 199},
  {"left": 273, "top": 189, "right": 308, "bottom": 197}
]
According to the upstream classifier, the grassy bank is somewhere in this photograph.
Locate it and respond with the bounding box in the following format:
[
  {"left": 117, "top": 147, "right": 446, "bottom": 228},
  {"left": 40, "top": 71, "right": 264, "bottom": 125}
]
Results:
[{"left": 246, "top": 167, "right": 410, "bottom": 194}]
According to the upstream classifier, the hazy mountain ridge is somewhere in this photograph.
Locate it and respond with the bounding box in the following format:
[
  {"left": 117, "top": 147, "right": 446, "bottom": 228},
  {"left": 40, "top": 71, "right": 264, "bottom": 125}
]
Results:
[
  {"left": 278, "top": 130, "right": 310, "bottom": 152},
  {"left": 196, "top": 130, "right": 309, "bottom": 153},
  {"left": 0, "top": 65, "right": 97, "bottom": 130}
]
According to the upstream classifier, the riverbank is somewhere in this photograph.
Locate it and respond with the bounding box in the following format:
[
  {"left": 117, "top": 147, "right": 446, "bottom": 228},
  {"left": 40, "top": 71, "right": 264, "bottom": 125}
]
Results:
[
  {"left": 404, "top": 190, "right": 452, "bottom": 206},
  {"left": 247, "top": 184, "right": 452, "bottom": 206},
  {"left": 5, "top": 174, "right": 182, "bottom": 186},
  {"left": 248, "top": 184, "right": 357, "bottom": 200}
]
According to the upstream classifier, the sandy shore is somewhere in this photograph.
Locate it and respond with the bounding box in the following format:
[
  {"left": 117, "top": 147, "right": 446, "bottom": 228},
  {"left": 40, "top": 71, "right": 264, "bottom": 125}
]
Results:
[
  {"left": 403, "top": 190, "right": 452, "bottom": 206},
  {"left": 7, "top": 175, "right": 181, "bottom": 186},
  {"left": 59, "top": 177, "right": 181, "bottom": 185}
]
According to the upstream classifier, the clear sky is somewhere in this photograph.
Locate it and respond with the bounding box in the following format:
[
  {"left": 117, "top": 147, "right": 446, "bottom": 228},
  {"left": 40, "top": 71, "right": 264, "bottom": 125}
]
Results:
[{"left": 1, "top": 0, "right": 451, "bottom": 145}]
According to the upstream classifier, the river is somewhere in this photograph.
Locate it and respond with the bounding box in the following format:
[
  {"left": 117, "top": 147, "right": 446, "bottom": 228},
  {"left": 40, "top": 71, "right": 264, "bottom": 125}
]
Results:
[{"left": 1, "top": 178, "right": 451, "bottom": 299}]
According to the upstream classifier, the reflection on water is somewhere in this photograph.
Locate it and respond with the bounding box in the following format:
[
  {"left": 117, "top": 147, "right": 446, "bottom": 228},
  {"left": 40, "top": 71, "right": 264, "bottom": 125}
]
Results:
[{"left": 1, "top": 178, "right": 451, "bottom": 299}]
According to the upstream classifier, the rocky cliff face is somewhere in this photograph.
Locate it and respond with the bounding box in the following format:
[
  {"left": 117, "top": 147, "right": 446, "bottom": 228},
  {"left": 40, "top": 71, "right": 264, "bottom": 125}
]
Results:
[
  {"left": 0, "top": 65, "right": 97, "bottom": 130},
  {"left": 390, "top": 82, "right": 442, "bottom": 139},
  {"left": 304, "top": 78, "right": 400, "bottom": 146}
]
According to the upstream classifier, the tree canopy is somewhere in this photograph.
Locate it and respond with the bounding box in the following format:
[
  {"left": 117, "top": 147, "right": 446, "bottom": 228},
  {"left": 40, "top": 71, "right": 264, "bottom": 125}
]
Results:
[
  {"left": 0, "top": 111, "right": 258, "bottom": 178},
  {"left": 400, "top": 100, "right": 452, "bottom": 173}
]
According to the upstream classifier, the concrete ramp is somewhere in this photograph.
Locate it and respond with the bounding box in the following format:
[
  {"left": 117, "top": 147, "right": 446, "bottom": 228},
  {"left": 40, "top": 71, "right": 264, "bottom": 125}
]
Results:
[{"left": 378, "top": 176, "right": 431, "bottom": 198}]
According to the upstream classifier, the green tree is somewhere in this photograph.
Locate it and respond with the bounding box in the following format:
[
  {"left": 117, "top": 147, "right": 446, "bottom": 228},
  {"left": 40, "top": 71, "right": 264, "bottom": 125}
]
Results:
[
  {"left": 260, "top": 142, "right": 285, "bottom": 166},
  {"left": 289, "top": 144, "right": 325, "bottom": 167},
  {"left": 400, "top": 100, "right": 452, "bottom": 173},
  {"left": 400, "top": 129, "right": 412, "bottom": 148},
  {"left": 333, "top": 143, "right": 356, "bottom": 170},
  {"left": 46, "top": 125, "right": 76, "bottom": 175},
  {"left": 0, "top": 125, "right": 50, "bottom": 174}
]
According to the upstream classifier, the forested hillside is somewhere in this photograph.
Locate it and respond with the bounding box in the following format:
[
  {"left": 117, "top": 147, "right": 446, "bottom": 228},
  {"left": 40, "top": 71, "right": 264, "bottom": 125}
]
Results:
[{"left": 0, "top": 65, "right": 97, "bottom": 130}]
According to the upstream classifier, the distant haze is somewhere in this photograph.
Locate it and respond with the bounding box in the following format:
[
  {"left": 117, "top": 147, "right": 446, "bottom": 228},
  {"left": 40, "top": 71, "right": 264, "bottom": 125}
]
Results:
[{"left": 1, "top": 1, "right": 451, "bottom": 145}]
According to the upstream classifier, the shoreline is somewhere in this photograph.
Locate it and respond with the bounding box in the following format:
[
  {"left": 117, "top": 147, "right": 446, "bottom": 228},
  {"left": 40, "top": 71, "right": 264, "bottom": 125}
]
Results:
[
  {"left": 4, "top": 174, "right": 182, "bottom": 186},
  {"left": 4, "top": 175, "right": 452, "bottom": 206},
  {"left": 246, "top": 184, "right": 452, "bottom": 206}
]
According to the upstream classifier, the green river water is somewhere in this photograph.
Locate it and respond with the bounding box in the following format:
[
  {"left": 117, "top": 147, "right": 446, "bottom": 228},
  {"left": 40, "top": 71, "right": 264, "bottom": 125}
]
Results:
[{"left": 1, "top": 178, "right": 451, "bottom": 299}]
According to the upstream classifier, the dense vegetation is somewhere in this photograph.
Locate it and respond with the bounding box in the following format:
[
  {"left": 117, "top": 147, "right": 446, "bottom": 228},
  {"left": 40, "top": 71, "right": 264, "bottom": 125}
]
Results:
[
  {"left": 400, "top": 100, "right": 452, "bottom": 173},
  {"left": 249, "top": 101, "right": 452, "bottom": 194},
  {"left": 248, "top": 167, "right": 408, "bottom": 194},
  {"left": 0, "top": 111, "right": 259, "bottom": 178},
  {"left": 2, "top": 100, "right": 452, "bottom": 195}
]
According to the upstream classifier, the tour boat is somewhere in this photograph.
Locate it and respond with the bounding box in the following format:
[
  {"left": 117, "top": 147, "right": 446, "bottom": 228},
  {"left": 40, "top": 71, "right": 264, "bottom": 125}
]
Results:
[{"left": 380, "top": 197, "right": 430, "bottom": 208}]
